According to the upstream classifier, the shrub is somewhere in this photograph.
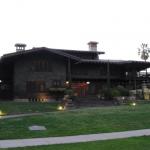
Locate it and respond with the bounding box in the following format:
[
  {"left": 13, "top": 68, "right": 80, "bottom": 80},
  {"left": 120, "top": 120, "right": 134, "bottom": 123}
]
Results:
[
  {"left": 99, "top": 86, "right": 129, "bottom": 99},
  {"left": 110, "top": 88, "right": 121, "bottom": 97},
  {"left": 117, "top": 85, "right": 129, "bottom": 96}
]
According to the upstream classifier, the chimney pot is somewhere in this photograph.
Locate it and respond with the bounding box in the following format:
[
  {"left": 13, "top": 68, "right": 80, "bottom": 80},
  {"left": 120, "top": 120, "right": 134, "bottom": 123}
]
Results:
[
  {"left": 88, "top": 41, "right": 98, "bottom": 51},
  {"left": 15, "top": 43, "right": 26, "bottom": 52}
]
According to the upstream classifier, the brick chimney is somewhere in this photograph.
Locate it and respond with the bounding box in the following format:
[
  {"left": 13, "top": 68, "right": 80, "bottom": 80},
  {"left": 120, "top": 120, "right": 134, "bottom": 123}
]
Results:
[
  {"left": 15, "top": 43, "right": 26, "bottom": 52},
  {"left": 88, "top": 41, "right": 98, "bottom": 51}
]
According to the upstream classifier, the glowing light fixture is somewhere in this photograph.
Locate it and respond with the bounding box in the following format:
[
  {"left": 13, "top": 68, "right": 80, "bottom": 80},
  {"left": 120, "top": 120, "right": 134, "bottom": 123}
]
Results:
[
  {"left": 65, "top": 81, "right": 69, "bottom": 84},
  {"left": 0, "top": 110, "right": 5, "bottom": 116},
  {"left": 86, "top": 81, "right": 90, "bottom": 84},
  {"left": 131, "top": 102, "right": 136, "bottom": 106},
  {"left": 0, "top": 110, "right": 3, "bottom": 115},
  {"left": 57, "top": 105, "right": 65, "bottom": 111}
]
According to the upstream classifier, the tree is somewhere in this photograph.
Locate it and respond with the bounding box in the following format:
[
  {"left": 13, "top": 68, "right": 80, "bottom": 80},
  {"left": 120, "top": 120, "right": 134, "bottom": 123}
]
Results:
[
  {"left": 138, "top": 43, "right": 150, "bottom": 80},
  {"left": 138, "top": 43, "right": 150, "bottom": 62}
]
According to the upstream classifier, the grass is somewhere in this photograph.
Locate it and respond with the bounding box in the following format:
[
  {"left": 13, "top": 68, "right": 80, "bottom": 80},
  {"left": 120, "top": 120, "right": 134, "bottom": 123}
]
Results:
[
  {"left": 0, "top": 101, "right": 58, "bottom": 115},
  {"left": 1, "top": 136, "right": 150, "bottom": 150},
  {"left": 1, "top": 103, "right": 150, "bottom": 139}
]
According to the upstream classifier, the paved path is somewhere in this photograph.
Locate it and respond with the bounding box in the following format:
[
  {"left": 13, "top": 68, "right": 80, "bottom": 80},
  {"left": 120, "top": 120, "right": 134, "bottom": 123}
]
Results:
[
  {"left": 0, "top": 112, "right": 47, "bottom": 119},
  {"left": 0, "top": 129, "right": 150, "bottom": 148}
]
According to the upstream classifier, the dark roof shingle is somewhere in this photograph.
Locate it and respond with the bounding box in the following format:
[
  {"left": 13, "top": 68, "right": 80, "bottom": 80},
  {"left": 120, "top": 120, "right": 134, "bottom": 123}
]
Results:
[{"left": 2, "top": 47, "right": 81, "bottom": 61}]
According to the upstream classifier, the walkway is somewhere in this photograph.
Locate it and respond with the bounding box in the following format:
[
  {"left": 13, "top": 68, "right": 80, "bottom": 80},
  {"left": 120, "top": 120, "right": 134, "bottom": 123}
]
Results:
[
  {"left": 0, "top": 129, "right": 150, "bottom": 148},
  {"left": 0, "top": 112, "right": 48, "bottom": 119}
]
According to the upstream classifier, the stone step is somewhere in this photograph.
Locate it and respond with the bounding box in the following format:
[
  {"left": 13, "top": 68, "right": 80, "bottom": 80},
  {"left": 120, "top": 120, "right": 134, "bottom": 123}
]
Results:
[{"left": 77, "top": 96, "right": 99, "bottom": 101}]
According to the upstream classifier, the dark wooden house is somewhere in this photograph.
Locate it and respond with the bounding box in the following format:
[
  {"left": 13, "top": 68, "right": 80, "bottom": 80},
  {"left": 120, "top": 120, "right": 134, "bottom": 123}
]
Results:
[{"left": 0, "top": 42, "right": 150, "bottom": 101}]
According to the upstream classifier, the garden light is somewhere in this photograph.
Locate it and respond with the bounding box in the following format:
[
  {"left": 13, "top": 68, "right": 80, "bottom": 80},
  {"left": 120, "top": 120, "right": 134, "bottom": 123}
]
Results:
[
  {"left": 0, "top": 110, "right": 6, "bottom": 116},
  {"left": 0, "top": 110, "right": 3, "bottom": 115},
  {"left": 131, "top": 102, "right": 136, "bottom": 106},
  {"left": 57, "top": 105, "right": 66, "bottom": 111}
]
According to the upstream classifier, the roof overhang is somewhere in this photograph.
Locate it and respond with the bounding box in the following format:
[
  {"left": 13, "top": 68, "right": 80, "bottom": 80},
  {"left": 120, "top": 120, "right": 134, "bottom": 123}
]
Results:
[
  {"left": 1, "top": 47, "right": 81, "bottom": 62},
  {"left": 78, "top": 59, "right": 150, "bottom": 71}
]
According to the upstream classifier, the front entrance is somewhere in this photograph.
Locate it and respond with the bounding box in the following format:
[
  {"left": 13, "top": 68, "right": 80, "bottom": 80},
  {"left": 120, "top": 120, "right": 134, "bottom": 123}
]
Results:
[{"left": 71, "top": 82, "right": 89, "bottom": 96}]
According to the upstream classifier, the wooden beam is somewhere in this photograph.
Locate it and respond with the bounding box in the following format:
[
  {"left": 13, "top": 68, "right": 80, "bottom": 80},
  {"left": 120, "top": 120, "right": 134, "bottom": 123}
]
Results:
[
  {"left": 67, "top": 58, "right": 72, "bottom": 83},
  {"left": 107, "top": 60, "right": 111, "bottom": 98}
]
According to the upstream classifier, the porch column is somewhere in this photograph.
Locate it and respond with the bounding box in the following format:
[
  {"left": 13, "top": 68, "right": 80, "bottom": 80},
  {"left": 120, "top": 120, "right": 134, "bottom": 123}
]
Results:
[
  {"left": 67, "top": 58, "right": 72, "bottom": 83},
  {"left": 132, "top": 66, "right": 137, "bottom": 99},
  {"left": 133, "top": 70, "right": 137, "bottom": 90},
  {"left": 107, "top": 60, "right": 111, "bottom": 97}
]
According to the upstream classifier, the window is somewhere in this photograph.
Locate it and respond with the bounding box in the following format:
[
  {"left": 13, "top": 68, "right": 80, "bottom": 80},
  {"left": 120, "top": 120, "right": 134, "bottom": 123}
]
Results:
[
  {"left": 31, "top": 60, "right": 52, "bottom": 72},
  {"left": 26, "top": 81, "right": 46, "bottom": 92},
  {"left": 52, "top": 80, "right": 61, "bottom": 87}
]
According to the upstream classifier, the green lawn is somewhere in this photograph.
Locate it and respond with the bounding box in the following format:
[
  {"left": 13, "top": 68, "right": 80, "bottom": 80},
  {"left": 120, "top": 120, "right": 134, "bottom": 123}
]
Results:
[
  {"left": 1, "top": 103, "right": 150, "bottom": 139},
  {"left": 0, "top": 101, "right": 58, "bottom": 115},
  {"left": 1, "top": 136, "right": 150, "bottom": 150}
]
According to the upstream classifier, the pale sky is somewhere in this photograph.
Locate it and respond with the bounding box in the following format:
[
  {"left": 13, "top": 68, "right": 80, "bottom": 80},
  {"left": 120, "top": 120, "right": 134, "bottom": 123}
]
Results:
[{"left": 0, "top": 0, "right": 150, "bottom": 60}]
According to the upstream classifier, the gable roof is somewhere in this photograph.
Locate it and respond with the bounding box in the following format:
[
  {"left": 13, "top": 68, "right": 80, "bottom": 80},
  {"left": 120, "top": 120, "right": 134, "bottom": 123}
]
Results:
[
  {"left": 1, "top": 47, "right": 150, "bottom": 71},
  {"left": 60, "top": 49, "right": 104, "bottom": 54},
  {"left": 1, "top": 47, "right": 81, "bottom": 61}
]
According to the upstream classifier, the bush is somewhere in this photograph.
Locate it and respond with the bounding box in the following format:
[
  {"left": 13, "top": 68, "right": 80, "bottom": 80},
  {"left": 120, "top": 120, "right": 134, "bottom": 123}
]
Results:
[
  {"left": 99, "top": 86, "right": 129, "bottom": 99},
  {"left": 110, "top": 88, "right": 121, "bottom": 97},
  {"left": 117, "top": 85, "right": 129, "bottom": 96}
]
